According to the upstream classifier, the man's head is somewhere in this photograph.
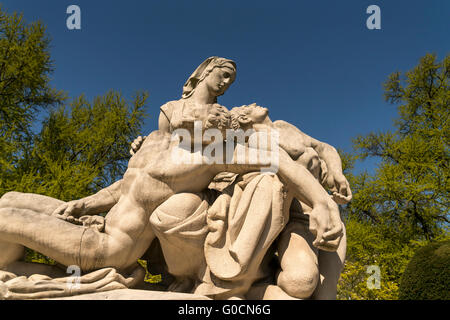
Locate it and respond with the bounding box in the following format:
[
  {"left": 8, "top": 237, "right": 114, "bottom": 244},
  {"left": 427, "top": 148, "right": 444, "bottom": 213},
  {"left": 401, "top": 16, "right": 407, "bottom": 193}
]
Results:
[
  {"left": 205, "top": 104, "right": 231, "bottom": 132},
  {"left": 230, "top": 103, "right": 269, "bottom": 130}
]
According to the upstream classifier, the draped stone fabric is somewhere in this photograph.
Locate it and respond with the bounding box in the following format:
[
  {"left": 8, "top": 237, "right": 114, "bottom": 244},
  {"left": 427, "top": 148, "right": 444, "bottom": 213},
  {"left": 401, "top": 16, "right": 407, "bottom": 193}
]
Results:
[
  {"left": 150, "top": 190, "right": 214, "bottom": 280},
  {"left": 0, "top": 266, "right": 144, "bottom": 300},
  {"left": 148, "top": 172, "right": 288, "bottom": 299},
  {"left": 205, "top": 173, "right": 286, "bottom": 279},
  {"left": 198, "top": 173, "right": 288, "bottom": 298}
]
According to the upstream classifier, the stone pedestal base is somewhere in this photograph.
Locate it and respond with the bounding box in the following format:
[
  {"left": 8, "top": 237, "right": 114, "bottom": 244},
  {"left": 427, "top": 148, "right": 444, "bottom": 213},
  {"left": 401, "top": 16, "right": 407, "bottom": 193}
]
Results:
[{"left": 46, "top": 289, "right": 210, "bottom": 300}]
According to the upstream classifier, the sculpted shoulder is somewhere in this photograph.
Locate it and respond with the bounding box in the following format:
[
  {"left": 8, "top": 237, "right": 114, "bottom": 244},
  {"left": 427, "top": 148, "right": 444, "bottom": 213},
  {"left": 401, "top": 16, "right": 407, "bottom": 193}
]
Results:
[
  {"left": 160, "top": 100, "right": 183, "bottom": 120},
  {"left": 272, "top": 120, "right": 306, "bottom": 160},
  {"left": 127, "top": 130, "right": 172, "bottom": 169}
]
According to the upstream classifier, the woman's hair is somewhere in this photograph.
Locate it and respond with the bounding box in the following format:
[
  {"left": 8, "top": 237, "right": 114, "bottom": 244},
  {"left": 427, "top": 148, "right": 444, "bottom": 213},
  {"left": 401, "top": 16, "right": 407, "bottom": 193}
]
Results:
[{"left": 182, "top": 56, "right": 236, "bottom": 101}]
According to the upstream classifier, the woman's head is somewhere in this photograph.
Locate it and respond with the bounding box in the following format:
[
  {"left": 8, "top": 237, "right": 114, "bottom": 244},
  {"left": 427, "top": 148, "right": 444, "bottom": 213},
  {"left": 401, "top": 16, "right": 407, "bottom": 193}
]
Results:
[{"left": 182, "top": 57, "right": 236, "bottom": 101}]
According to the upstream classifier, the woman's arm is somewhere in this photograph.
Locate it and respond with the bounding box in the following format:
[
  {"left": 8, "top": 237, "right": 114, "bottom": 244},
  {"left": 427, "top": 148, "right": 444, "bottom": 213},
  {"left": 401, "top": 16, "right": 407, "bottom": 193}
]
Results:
[
  {"left": 158, "top": 110, "right": 171, "bottom": 133},
  {"left": 130, "top": 108, "right": 172, "bottom": 156}
]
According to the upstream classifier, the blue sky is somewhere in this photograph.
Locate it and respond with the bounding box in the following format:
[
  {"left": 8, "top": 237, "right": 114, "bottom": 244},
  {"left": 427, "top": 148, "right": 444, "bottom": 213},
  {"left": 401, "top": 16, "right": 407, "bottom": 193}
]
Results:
[{"left": 2, "top": 0, "right": 449, "bottom": 172}]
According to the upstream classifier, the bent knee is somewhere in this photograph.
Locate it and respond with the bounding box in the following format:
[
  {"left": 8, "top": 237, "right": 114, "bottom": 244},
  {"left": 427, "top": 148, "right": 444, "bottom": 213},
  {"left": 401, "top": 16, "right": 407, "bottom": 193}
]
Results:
[
  {"left": 278, "top": 267, "right": 319, "bottom": 299},
  {"left": 151, "top": 192, "right": 206, "bottom": 227}
]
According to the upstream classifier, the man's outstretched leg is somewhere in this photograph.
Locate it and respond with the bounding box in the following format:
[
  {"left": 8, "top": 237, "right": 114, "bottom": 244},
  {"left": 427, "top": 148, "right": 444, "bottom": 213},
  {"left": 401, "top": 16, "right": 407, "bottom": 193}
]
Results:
[
  {"left": 0, "top": 193, "right": 156, "bottom": 273},
  {"left": 0, "top": 207, "right": 89, "bottom": 269},
  {"left": 0, "top": 192, "right": 64, "bottom": 213},
  {"left": 0, "top": 192, "right": 65, "bottom": 268}
]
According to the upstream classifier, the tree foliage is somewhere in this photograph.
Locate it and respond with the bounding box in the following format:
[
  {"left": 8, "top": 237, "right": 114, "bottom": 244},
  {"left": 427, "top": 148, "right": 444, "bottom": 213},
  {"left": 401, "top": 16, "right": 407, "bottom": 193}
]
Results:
[
  {"left": 0, "top": 8, "right": 65, "bottom": 130},
  {"left": 350, "top": 53, "right": 449, "bottom": 240},
  {"left": 337, "top": 214, "right": 427, "bottom": 300},
  {"left": 0, "top": 7, "right": 65, "bottom": 188},
  {"left": 337, "top": 53, "right": 449, "bottom": 300}
]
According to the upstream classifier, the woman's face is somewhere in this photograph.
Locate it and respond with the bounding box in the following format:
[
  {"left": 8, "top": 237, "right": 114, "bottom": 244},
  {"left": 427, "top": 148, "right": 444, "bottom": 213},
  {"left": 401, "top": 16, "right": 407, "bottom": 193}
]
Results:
[{"left": 204, "top": 63, "right": 236, "bottom": 97}]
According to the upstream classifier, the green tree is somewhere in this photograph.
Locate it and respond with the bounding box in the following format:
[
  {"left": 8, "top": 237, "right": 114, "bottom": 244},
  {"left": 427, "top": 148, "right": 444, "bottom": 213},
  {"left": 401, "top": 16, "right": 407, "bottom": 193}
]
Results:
[
  {"left": 351, "top": 53, "right": 449, "bottom": 240},
  {"left": 337, "top": 53, "right": 449, "bottom": 300},
  {"left": 0, "top": 7, "right": 65, "bottom": 190}
]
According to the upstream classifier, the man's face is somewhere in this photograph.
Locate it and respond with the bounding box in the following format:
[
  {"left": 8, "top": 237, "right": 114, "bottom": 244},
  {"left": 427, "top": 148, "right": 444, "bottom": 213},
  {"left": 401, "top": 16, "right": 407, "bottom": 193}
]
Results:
[
  {"left": 242, "top": 104, "right": 269, "bottom": 124},
  {"left": 204, "top": 63, "right": 236, "bottom": 96}
]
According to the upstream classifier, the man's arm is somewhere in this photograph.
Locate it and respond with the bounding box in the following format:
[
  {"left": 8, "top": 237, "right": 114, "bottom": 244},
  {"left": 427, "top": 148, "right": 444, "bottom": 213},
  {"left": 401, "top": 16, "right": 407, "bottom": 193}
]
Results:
[
  {"left": 303, "top": 135, "right": 352, "bottom": 204},
  {"left": 220, "top": 143, "right": 343, "bottom": 251},
  {"left": 274, "top": 120, "right": 352, "bottom": 204},
  {"left": 52, "top": 180, "right": 122, "bottom": 219},
  {"left": 84, "top": 179, "right": 122, "bottom": 214}
]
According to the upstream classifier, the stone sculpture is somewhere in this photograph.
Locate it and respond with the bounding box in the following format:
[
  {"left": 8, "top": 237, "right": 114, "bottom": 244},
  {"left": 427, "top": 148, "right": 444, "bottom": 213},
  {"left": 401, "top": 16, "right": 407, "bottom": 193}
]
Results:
[{"left": 0, "top": 57, "right": 351, "bottom": 300}]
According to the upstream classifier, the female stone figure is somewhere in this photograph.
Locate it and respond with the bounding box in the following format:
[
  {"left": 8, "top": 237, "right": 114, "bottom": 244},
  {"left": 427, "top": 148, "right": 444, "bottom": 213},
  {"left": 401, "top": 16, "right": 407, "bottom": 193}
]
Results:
[{"left": 158, "top": 56, "right": 236, "bottom": 134}]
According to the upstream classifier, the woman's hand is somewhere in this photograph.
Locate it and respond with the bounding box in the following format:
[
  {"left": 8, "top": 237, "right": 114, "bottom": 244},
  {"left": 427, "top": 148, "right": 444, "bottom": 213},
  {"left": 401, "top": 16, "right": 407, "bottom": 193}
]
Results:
[{"left": 130, "top": 136, "right": 147, "bottom": 156}]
